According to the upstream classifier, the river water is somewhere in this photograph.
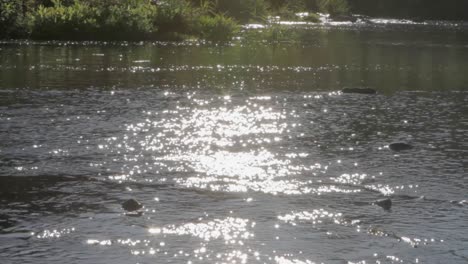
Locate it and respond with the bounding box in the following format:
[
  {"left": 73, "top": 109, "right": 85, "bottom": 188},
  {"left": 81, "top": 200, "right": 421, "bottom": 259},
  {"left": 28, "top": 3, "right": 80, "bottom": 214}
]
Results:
[{"left": 1, "top": 22, "right": 468, "bottom": 264}]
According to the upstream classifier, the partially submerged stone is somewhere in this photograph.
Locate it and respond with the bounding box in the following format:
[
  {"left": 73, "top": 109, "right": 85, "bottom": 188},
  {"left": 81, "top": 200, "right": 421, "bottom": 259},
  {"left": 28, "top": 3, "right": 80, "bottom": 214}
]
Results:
[
  {"left": 450, "top": 200, "right": 467, "bottom": 206},
  {"left": 122, "top": 198, "right": 143, "bottom": 212},
  {"left": 373, "top": 198, "right": 392, "bottom": 210},
  {"left": 125, "top": 211, "right": 143, "bottom": 217},
  {"left": 341, "top": 87, "right": 377, "bottom": 94},
  {"left": 388, "top": 143, "right": 413, "bottom": 151}
]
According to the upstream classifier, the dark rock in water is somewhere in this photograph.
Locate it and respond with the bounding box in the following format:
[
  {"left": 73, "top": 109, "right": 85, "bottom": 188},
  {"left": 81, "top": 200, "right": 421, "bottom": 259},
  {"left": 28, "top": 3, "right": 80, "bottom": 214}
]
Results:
[
  {"left": 373, "top": 198, "right": 392, "bottom": 210},
  {"left": 341, "top": 87, "right": 377, "bottom": 94},
  {"left": 450, "top": 200, "right": 467, "bottom": 206},
  {"left": 122, "top": 199, "right": 143, "bottom": 212},
  {"left": 389, "top": 143, "right": 413, "bottom": 151}
]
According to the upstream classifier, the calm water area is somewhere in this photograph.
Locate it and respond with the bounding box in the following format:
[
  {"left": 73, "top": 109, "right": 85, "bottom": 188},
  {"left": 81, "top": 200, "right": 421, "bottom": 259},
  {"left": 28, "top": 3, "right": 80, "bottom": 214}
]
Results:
[{"left": 1, "top": 22, "right": 468, "bottom": 263}]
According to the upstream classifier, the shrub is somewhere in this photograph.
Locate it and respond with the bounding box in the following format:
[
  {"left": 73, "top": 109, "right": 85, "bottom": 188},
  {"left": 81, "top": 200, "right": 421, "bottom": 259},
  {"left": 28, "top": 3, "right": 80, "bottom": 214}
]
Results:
[
  {"left": 31, "top": 0, "right": 100, "bottom": 39},
  {"left": 0, "top": 0, "right": 29, "bottom": 38},
  {"left": 31, "top": 0, "right": 158, "bottom": 40},
  {"left": 155, "top": 0, "right": 192, "bottom": 35},
  {"left": 100, "top": 0, "right": 157, "bottom": 39},
  {"left": 196, "top": 14, "right": 239, "bottom": 41}
]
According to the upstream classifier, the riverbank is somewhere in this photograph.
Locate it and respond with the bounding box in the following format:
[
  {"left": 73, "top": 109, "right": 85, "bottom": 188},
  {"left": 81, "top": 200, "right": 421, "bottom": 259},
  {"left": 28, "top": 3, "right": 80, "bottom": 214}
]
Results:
[
  {"left": 1, "top": 0, "right": 468, "bottom": 42},
  {"left": 0, "top": 0, "right": 317, "bottom": 41}
]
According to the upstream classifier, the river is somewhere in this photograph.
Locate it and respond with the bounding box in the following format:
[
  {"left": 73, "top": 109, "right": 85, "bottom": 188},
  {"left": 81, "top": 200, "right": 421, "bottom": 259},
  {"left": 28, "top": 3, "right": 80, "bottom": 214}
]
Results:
[{"left": 1, "top": 21, "right": 468, "bottom": 263}]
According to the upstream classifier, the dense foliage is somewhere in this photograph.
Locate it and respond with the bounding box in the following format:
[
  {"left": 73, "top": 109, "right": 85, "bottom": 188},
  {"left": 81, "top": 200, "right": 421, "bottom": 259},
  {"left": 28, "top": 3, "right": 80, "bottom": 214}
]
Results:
[
  {"left": 1, "top": 0, "right": 468, "bottom": 40},
  {"left": 196, "top": 14, "right": 239, "bottom": 41},
  {"left": 0, "top": 0, "right": 28, "bottom": 38}
]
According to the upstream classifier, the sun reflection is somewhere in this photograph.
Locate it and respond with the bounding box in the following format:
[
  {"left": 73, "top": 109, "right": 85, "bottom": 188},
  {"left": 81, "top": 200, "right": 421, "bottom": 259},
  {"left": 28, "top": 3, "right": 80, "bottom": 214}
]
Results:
[
  {"left": 35, "top": 227, "right": 75, "bottom": 239},
  {"left": 149, "top": 217, "right": 254, "bottom": 242},
  {"left": 86, "top": 239, "right": 112, "bottom": 246},
  {"left": 275, "top": 256, "right": 316, "bottom": 264},
  {"left": 99, "top": 92, "right": 405, "bottom": 199},
  {"left": 278, "top": 210, "right": 345, "bottom": 226}
]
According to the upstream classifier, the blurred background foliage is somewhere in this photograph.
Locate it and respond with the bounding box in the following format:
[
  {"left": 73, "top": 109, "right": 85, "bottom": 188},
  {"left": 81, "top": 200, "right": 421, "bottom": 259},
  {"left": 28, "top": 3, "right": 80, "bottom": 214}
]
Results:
[{"left": 1, "top": 0, "right": 468, "bottom": 40}]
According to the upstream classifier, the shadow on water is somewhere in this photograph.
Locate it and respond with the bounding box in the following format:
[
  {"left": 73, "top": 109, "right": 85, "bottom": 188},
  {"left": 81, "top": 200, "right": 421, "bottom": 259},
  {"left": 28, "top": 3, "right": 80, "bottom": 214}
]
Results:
[{"left": 0, "top": 176, "right": 105, "bottom": 218}]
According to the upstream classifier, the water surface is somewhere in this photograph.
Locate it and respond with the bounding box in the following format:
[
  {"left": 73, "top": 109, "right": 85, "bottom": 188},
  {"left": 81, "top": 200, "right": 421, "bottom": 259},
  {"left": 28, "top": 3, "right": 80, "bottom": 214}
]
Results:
[{"left": 1, "top": 23, "right": 468, "bottom": 264}]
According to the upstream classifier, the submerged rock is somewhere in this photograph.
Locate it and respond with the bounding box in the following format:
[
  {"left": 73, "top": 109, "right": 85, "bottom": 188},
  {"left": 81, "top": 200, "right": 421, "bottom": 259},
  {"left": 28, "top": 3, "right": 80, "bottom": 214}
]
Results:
[
  {"left": 122, "top": 198, "right": 143, "bottom": 212},
  {"left": 341, "top": 87, "right": 377, "bottom": 94},
  {"left": 450, "top": 200, "right": 467, "bottom": 206},
  {"left": 388, "top": 143, "right": 413, "bottom": 151},
  {"left": 373, "top": 198, "right": 392, "bottom": 210}
]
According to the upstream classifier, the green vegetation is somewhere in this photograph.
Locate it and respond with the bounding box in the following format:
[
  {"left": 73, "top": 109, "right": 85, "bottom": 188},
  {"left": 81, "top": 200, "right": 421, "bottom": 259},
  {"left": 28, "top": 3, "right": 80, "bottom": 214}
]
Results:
[
  {"left": 0, "top": 0, "right": 29, "bottom": 38},
  {"left": 196, "top": 14, "right": 240, "bottom": 42},
  {"left": 1, "top": 0, "right": 468, "bottom": 41},
  {"left": 0, "top": 0, "right": 346, "bottom": 41}
]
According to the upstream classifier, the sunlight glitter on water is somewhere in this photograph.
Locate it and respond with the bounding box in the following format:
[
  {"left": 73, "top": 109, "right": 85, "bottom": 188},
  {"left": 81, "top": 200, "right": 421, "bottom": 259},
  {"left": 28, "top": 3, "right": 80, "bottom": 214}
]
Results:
[
  {"left": 149, "top": 217, "right": 254, "bottom": 242},
  {"left": 99, "top": 94, "right": 378, "bottom": 196},
  {"left": 274, "top": 256, "right": 316, "bottom": 264},
  {"left": 35, "top": 227, "right": 75, "bottom": 239},
  {"left": 278, "top": 210, "right": 345, "bottom": 226}
]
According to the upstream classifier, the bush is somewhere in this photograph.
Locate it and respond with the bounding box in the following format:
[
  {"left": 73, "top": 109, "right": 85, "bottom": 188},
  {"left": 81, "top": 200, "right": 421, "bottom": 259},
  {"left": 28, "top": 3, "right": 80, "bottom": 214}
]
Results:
[
  {"left": 0, "top": 0, "right": 28, "bottom": 38},
  {"left": 196, "top": 14, "right": 239, "bottom": 41},
  {"left": 31, "top": 0, "right": 158, "bottom": 40},
  {"left": 155, "top": 0, "right": 192, "bottom": 35},
  {"left": 100, "top": 0, "right": 157, "bottom": 39},
  {"left": 31, "top": 0, "right": 99, "bottom": 39}
]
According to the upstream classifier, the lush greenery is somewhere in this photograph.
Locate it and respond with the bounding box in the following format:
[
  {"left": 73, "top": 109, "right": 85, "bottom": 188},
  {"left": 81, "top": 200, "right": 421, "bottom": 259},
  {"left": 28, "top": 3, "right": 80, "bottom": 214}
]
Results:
[
  {"left": 1, "top": 0, "right": 468, "bottom": 41},
  {"left": 196, "top": 14, "right": 240, "bottom": 42},
  {"left": 0, "top": 0, "right": 29, "bottom": 38}
]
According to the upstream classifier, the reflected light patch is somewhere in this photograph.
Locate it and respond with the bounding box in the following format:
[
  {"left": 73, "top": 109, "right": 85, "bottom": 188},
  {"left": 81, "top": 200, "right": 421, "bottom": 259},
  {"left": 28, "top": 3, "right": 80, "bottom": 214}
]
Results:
[
  {"left": 99, "top": 94, "right": 360, "bottom": 196},
  {"left": 330, "top": 173, "right": 369, "bottom": 185},
  {"left": 278, "top": 209, "right": 345, "bottom": 226},
  {"left": 36, "top": 227, "right": 75, "bottom": 239},
  {"left": 275, "top": 256, "right": 316, "bottom": 264},
  {"left": 149, "top": 217, "right": 254, "bottom": 242},
  {"left": 87, "top": 239, "right": 112, "bottom": 246}
]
